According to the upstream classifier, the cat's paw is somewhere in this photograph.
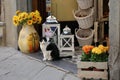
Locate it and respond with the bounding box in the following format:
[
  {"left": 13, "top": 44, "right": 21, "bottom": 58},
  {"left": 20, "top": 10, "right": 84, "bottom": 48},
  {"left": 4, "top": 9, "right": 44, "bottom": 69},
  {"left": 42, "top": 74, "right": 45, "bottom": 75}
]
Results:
[
  {"left": 43, "top": 58, "right": 47, "bottom": 61},
  {"left": 48, "top": 57, "right": 52, "bottom": 60}
]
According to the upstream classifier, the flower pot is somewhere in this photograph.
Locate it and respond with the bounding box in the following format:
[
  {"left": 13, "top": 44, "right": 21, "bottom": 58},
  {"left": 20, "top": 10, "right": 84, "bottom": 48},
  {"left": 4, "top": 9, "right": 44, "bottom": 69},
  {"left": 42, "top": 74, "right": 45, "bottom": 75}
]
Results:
[
  {"left": 76, "top": 0, "right": 93, "bottom": 9},
  {"left": 18, "top": 25, "right": 39, "bottom": 53},
  {"left": 77, "top": 61, "right": 108, "bottom": 80},
  {"left": 75, "top": 28, "right": 94, "bottom": 46}
]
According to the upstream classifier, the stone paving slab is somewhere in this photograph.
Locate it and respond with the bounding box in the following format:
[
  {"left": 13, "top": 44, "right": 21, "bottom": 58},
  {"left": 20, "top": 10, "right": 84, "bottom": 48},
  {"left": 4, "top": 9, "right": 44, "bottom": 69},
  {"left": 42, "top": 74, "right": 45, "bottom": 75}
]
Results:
[{"left": 0, "top": 47, "right": 81, "bottom": 80}]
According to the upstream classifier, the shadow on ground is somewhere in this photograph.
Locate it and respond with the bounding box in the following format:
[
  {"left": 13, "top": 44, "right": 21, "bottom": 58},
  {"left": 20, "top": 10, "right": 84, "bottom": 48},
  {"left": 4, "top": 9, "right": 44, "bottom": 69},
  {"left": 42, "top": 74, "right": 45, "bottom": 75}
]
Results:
[{"left": 27, "top": 51, "right": 78, "bottom": 74}]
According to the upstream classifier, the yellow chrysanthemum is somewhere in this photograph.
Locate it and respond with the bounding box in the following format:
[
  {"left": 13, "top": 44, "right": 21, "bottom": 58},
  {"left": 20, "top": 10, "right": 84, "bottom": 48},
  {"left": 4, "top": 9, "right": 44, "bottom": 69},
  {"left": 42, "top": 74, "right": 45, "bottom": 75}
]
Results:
[
  {"left": 98, "top": 45, "right": 109, "bottom": 53},
  {"left": 98, "top": 45, "right": 104, "bottom": 51},
  {"left": 103, "top": 46, "right": 109, "bottom": 53},
  {"left": 91, "top": 47, "right": 97, "bottom": 53},
  {"left": 96, "top": 49, "right": 102, "bottom": 54},
  {"left": 92, "top": 47, "right": 102, "bottom": 54}
]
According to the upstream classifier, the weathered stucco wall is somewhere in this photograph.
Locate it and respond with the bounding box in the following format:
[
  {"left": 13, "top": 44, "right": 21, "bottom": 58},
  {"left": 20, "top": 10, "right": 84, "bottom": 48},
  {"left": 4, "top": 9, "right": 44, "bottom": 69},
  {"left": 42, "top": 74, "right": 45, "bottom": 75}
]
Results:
[
  {"left": 4, "top": 0, "right": 18, "bottom": 48},
  {"left": 3, "top": 0, "right": 29, "bottom": 48},
  {"left": 109, "top": 0, "right": 120, "bottom": 80}
]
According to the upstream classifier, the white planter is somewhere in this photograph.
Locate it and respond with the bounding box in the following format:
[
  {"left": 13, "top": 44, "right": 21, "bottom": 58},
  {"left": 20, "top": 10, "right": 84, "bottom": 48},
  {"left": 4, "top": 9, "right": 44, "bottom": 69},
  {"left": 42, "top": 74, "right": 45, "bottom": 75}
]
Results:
[
  {"left": 77, "top": 0, "right": 93, "bottom": 9},
  {"left": 77, "top": 61, "right": 108, "bottom": 79},
  {"left": 73, "top": 8, "right": 94, "bottom": 29},
  {"left": 75, "top": 29, "right": 94, "bottom": 46}
]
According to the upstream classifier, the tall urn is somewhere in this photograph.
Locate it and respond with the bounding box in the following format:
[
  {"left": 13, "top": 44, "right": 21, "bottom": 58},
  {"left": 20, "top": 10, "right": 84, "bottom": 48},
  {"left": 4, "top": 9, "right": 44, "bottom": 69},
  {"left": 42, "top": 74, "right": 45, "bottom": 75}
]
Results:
[{"left": 18, "top": 25, "right": 39, "bottom": 53}]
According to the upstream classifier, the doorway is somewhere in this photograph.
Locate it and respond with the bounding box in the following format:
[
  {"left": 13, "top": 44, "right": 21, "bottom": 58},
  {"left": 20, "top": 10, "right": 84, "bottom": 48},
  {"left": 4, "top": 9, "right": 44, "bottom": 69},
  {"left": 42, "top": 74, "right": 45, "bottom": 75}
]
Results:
[{"left": 31, "top": 0, "right": 79, "bottom": 46}]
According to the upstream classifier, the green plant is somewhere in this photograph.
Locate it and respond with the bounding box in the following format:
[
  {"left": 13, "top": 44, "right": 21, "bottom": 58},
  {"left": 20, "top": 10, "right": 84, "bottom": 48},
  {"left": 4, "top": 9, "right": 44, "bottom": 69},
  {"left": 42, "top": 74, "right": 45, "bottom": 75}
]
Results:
[{"left": 81, "top": 45, "right": 109, "bottom": 62}]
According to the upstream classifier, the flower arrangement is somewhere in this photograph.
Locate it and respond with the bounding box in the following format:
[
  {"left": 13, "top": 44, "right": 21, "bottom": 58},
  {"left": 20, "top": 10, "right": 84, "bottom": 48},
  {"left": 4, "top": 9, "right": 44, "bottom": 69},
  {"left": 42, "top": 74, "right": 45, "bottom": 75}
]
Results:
[
  {"left": 12, "top": 10, "right": 42, "bottom": 26},
  {"left": 81, "top": 44, "right": 109, "bottom": 62}
]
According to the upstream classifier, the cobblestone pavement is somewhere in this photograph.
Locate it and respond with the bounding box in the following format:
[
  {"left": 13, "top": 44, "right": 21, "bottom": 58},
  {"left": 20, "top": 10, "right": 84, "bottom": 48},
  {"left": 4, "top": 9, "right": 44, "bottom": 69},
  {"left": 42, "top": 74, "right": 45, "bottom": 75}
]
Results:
[{"left": 0, "top": 47, "right": 81, "bottom": 80}]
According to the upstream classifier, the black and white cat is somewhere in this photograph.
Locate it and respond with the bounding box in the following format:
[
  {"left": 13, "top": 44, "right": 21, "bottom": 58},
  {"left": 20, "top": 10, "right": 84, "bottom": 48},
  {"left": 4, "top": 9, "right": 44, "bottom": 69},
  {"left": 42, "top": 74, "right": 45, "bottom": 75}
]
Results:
[
  {"left": 40, "top": 39, "right": 52, "bottom": 61},
  {"left": 40, "top": 37, "right": 72, "bottom": 61}
]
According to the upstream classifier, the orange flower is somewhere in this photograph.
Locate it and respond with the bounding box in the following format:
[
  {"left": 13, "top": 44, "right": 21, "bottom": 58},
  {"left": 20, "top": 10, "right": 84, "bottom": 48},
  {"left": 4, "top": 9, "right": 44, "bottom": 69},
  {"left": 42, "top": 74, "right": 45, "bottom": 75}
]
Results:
[{"left": 82, "top": 45, "right": 94, "bottom": 54}]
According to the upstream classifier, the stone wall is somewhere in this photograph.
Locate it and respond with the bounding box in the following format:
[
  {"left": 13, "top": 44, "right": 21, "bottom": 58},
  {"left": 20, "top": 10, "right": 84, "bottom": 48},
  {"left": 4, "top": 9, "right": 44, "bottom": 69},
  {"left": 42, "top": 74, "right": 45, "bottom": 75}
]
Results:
[{"left": 109, "top": 0, "right": 120, "bottom": 80}]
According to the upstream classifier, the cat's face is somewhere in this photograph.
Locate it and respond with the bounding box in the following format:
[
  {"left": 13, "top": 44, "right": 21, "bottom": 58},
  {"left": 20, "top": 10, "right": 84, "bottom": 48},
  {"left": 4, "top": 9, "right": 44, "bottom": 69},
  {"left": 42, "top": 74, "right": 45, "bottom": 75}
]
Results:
[
  {"left": 41, "top": 40, "right": 46, "bottom": 44},
  {"left": 40, "top": 39, "right": 49, "bottom": 47}
]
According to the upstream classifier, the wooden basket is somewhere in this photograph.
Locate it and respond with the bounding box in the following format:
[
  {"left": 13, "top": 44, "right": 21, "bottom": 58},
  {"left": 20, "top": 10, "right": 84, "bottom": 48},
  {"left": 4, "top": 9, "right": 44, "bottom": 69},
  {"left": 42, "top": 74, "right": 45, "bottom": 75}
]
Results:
[
  {"left": 77, "top": 61, "right": 108, "bottom": 80},
  {"left": 77, "top": 0, "right": 93, "bottom": 9},
  {"left": 73, "top": 8, "right": 94, "bottom": 29},
  {"left": 75, "top": 28, "right": 94, "bottom": 46}
]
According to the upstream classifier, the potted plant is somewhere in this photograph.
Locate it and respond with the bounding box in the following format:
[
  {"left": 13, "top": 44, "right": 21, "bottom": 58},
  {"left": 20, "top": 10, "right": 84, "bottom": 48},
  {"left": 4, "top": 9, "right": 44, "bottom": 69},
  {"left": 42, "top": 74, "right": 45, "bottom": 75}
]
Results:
[
  {"left": 77, "top": 44, "right": 109, "bottom": 79},
  {"left": 81, "top": 45, "right": 109, "bottom": 62},
  {"left": 12, "top": 10, "right": 42, "bottom": 53}
]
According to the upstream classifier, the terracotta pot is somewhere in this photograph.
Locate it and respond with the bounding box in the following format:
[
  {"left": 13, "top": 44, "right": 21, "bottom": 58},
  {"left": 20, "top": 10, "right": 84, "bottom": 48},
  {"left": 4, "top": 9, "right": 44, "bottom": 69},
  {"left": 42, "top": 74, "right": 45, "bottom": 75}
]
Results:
[{"left": 18, "top": 25, "right": 39, "bottom": 53}]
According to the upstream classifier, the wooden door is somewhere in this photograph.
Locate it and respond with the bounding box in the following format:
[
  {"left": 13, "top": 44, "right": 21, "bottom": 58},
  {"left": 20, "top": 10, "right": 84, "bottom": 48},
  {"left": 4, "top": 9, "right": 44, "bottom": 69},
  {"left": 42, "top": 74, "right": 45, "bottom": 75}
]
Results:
[{"left": 32, "top": 0, "right": 47, "bottom": 38}]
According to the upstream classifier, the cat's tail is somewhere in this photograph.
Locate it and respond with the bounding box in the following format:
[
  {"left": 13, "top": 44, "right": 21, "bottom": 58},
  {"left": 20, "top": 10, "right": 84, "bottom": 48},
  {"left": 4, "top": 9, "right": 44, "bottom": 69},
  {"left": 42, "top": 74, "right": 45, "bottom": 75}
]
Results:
[
  {"left": 60, "top": 56, "right": 72, "bottom": 59},
  {"left": 52, "top": 56, "right": 72, "bottom": 61}
]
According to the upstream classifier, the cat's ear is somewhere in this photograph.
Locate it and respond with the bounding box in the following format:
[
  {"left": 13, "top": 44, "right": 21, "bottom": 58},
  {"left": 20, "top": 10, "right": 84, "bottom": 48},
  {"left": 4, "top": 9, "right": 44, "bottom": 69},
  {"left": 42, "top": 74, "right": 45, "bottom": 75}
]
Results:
[
  {"left": 40, "top": 40, "right": 44, "bottom": 45},
  {"left": 42, "top": 39, "right": 45, "bottom": 43},
  {"left": 40, "top": 37, "right": 46, "bottom": 42}
]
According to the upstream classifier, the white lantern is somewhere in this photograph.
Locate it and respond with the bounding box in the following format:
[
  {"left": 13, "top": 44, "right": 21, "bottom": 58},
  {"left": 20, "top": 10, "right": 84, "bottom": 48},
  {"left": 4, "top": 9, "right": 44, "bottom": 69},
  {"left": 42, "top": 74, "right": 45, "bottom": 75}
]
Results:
[
  {"left": 60, "top": 26, "right": 74, "bottom": 53},
  {"left": 42, "top": 15, "right": 60, "bottom": 46}
]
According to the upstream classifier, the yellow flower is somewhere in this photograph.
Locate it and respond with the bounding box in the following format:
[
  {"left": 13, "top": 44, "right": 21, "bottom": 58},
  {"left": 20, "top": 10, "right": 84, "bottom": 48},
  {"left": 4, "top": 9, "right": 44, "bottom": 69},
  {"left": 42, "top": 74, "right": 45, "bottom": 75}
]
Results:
[
  {"left": 98, "top": 45, "right": 104, "bottom": 51},
  {"left": 32, "top": 15, "right": 37, "bottom": 23},
  {"left": 27, "top": 20, "right": 33, "bottom": 25},
  {"left": 13, "top": 16, "right": 19, "bottom": 26},
  {"left": 13, "top": 20, "right": 19, "bottom": 26},
  {"left": 103, "top": 46, "right": 109, "bottom": 53},
  {"left": 98, "top": 45, "right": 108, "bottom": 53},
  {"left": 13, "top": 10, "right": 42, "bottom": 26},
  {"left": 18, "top": 15, "right": 22, "bottom": 22},
  {"left": 35, "top": 10, "right": 40, "bottom": 16},
  {"left": 21, "top": 12, "right": 28, "bottom": 20},
  {"left": 37, "top": 16, "right": 42, "bottom": 24},
  {"left": 16, "top": 10, "right": 21, "bottom": 15},
  {"left": 96, "top": 49, "right": 102, "bottom": 54},
  {"left": 13, "top": 15, "right": 18, "bottom": 20},
  {"left": 92, "top": 47, "right": 102, "bottom": 55},
  {"left": 29, "top": 12, "right": 35, "bottom": 17}
]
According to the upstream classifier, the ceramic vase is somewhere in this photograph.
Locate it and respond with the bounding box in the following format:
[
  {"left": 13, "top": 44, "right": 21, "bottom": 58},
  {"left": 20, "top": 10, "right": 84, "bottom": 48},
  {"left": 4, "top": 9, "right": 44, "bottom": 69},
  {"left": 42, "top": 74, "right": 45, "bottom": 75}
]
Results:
[{"left": 18, "top": 25, "right": 39, "bottom": 53}]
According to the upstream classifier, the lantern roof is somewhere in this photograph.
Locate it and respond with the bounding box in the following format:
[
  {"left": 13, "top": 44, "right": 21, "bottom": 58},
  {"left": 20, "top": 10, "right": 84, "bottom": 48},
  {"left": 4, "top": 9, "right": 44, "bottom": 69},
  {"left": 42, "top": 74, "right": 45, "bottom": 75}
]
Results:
[
  {"left": 63, "top": 25, "right": 71, "bottom": 31},
  {"left": 62, "top": 25, "right": 71, "bottom": 35},
  {"left": 46, "top": 15, "right": 58, "bottom": 23}
]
